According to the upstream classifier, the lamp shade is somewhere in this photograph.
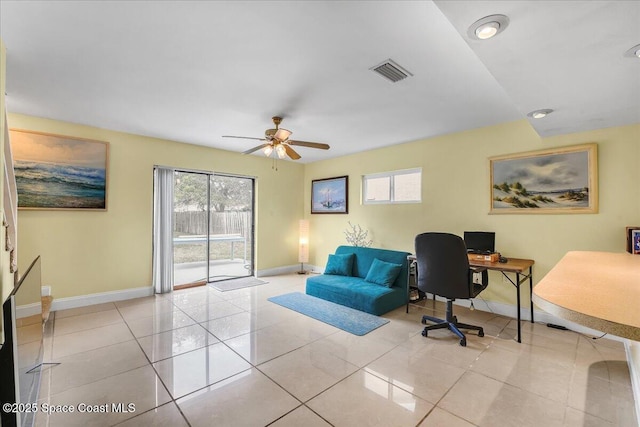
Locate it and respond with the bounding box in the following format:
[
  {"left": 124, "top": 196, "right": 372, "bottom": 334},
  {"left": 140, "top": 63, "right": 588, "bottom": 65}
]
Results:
[{"left": 298, "top": 220, "right": 309, "bottom": 263}]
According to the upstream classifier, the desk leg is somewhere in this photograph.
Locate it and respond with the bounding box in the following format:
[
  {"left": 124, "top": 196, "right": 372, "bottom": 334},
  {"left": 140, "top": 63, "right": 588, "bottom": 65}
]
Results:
[
  {"left": 529, "top": 266, "right": 534, "bottom": 324},
  {"left": 516, "top": 272, "right": 522, "bottom": 343}
]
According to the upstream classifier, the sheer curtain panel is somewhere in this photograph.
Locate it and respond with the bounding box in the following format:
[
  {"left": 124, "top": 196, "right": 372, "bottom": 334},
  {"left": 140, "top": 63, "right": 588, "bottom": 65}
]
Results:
[{"left": 153, "top": 167, "right": 174, "bottom": 294}]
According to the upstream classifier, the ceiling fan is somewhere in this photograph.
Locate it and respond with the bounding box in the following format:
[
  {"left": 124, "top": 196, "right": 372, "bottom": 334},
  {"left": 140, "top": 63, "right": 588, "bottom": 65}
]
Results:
[{"left": 223, "top": 116, "right": 330, "bottom": 160}]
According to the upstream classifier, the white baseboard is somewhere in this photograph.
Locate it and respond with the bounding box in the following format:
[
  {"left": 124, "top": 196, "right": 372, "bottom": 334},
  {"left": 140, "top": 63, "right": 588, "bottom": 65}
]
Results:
[
  {"left": 48, "top": 265, "right": 322, "bottom": 310},
  {"left": 15, "top": 302, "right": 41, "bottom": 319},
  {"left": 431, "top": 295, "right": 625, "bottom": 342},
  {"left": 256, "top": 264, "right": 320, "bottom": 277},
  {"left": 50, "top": 286, "right": 154, "bottom": 312}
]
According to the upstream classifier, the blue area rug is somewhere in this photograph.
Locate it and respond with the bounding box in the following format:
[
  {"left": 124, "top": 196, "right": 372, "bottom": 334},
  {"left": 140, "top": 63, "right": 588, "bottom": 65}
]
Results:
[{"left": 267, "top": 292, "right": 389, "bottom": 336}]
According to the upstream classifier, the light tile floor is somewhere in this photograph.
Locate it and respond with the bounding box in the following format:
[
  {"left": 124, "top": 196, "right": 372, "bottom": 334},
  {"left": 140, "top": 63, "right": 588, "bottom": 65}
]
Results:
[{"left": 34, "top": 274, "right": 637, "bottom": 426}]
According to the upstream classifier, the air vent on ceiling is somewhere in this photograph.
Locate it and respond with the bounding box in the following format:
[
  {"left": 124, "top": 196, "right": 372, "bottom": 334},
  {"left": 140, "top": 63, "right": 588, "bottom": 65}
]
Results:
[{"left": 370, "top": 59, "right": 413, "bottom": 83}]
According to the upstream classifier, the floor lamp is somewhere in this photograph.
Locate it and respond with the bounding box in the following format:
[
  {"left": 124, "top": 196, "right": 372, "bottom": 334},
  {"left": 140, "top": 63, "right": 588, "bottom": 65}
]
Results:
[{"left": 298, "top": 219, "right": 309, "bottom": 274}]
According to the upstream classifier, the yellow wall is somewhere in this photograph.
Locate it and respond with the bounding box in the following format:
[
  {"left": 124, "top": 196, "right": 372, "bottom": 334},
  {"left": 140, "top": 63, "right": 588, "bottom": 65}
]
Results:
[
  {"left": 9, "top": 114, "right": 305, "bottom": 299},
  {"left": 7, "top": 115, "right": 640, "bottom": 308},
  {"left": 304, "top": 120, "right": 640, "bottom": 308}
]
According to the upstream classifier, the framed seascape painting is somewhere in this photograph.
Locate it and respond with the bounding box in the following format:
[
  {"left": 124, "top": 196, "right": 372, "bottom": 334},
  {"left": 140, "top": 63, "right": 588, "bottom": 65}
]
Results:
[
  {"left": 489, "top": 143, "right": 598, "bottom": 214},
  {"left": 10, "top": 129, "right": 109, "bottom": 210},
  {"left": 311, "top": 175, "right": 348, "bottom": 214}
]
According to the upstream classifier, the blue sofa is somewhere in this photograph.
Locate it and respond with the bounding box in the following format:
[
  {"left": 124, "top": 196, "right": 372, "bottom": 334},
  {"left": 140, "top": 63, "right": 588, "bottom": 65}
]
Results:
[{"left": 306, "top": 245, "right": 412, "bottom": 315}]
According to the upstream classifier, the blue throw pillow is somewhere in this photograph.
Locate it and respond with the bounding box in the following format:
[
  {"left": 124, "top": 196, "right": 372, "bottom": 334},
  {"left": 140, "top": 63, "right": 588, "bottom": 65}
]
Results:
[
  {"left": 365, "top": 258, "right": 402, "bottom": 287},
  {"left": 324, "top": 253, "right": 354, "bottom": 276}
]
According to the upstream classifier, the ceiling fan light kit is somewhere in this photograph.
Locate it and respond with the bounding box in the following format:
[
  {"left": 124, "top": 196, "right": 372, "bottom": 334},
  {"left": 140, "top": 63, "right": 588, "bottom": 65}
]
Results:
[
  {"left": 274, "top": 128, "right": 292, "bottom": 141},
  {"left": 468, "top": 14, "right": 510, "bottom": 40},
  {"left": 223, "top": 116, "right": 330, "bottom": 162}
]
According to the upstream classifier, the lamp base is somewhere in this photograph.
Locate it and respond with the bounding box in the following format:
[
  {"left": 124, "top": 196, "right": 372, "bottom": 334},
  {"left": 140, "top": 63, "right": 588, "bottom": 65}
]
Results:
[{"left": 297, "top": 263, "right": 309, "bottom": 275}]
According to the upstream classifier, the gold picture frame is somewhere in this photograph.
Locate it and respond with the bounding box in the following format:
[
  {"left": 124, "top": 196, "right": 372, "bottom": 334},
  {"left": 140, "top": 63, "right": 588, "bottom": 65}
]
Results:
[
  {"left": 10, "top": 129, "right": 109, "bottom": 211},
  {"left": 489, "top": 143, "right": 597, "bottom": 214}
]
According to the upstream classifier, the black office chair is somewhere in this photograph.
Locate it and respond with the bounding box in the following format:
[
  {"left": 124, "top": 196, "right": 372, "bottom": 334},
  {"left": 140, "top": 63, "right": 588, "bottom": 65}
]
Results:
[{"left": 415, "top": 232, "right": 488, "bottom": 346}]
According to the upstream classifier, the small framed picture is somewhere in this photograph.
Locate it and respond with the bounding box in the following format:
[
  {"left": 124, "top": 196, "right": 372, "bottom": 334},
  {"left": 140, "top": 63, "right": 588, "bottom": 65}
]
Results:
[
  {"left": 626, "top": 227, "right": 640, "bottom": 254},
  {"left": 311, "top": 176, "right": 348, "bottom": 214}
]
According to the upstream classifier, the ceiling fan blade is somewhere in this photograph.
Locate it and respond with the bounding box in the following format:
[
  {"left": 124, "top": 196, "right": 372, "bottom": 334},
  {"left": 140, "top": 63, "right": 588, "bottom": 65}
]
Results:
[
  {"left": 243, "top": 143, "right": 270, "bottom": 155},
  {"left": 283, "top": 144, "right": 301, "bottom": 160},
  {"left": 288, "top": 140, "right": 330, "bottom": 150},
  {"left": 222, "top": 135, "right": 266, "bottom": 142}
]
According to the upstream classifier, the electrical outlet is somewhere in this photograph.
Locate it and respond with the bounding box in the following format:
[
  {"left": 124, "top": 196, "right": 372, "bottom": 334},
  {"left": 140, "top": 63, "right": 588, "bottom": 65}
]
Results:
[
  {"left": 41, "top": 286, "right": 51, "bottom": 296},
  {"left": 472, "top": 272, "right": 482, "bottom": 285}
]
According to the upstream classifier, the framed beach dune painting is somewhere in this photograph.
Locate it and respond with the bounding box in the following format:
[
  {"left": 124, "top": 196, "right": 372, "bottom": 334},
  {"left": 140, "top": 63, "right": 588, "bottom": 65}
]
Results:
[
  {"left": 489, "top": 143, "right": 597, "bottom": 214},
  {"left": 10, "top": 129, "right": 109, "bottom": 210}
]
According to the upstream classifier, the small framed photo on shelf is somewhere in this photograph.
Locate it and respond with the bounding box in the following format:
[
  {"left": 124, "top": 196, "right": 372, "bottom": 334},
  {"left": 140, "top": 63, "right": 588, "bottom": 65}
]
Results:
[
  {"left": 626, "top": 227, "right": 640, "bottom": 254},
  {"left": 633, "top": 230, "right": 640, "bottom": 255}
]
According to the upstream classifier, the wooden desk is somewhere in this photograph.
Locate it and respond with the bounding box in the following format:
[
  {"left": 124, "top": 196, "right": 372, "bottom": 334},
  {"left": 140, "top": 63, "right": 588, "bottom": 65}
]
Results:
[
  {"left": 469, "top": 257, "right": 535, "bottom": 343},
  {"left": 407, "top": 255, "right": 534, "bottom": 343},
  {"left": 533, "top": 251, "right": 640, "bottom": 341}
]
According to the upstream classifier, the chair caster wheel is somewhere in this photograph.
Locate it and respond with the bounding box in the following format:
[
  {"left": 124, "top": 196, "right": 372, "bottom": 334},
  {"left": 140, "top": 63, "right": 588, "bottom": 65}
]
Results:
[
  {"left": 459, "top": 338, "right": 467, "bottom": 347},
  {"left": 422, "top": 329, "right": 428, "bottom": 337},
  {"left": 478, "top": 330, "right": 484, "bottom": 337},
  {"left": 421, "top": 317, "right": 427, "bottom": 325}
]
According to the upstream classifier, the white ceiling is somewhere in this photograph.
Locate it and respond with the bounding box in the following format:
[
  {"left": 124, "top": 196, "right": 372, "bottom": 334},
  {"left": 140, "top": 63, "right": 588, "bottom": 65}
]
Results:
[{"left": 1, "top": 1, "right": 638, "bottom": 163}]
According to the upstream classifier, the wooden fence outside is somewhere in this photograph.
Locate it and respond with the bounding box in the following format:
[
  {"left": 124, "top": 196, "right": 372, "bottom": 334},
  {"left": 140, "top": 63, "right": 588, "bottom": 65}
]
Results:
[{"left": 174, "top": 211, "right": 252, "bottom": 237}]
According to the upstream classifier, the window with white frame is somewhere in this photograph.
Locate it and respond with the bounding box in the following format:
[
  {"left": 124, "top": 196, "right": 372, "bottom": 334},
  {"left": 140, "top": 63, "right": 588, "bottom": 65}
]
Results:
[{"left": 362, "top": 168, "right": 421, "bottom": 204}]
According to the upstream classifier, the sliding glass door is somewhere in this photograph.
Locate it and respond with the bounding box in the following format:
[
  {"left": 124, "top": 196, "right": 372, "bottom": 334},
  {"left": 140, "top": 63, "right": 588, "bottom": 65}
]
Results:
[
  {"left": 172, "top": 170, "right": 254, "bottom": 287},
  {"left": 207, "top": 174, "right": 254, "bottom": 282}
]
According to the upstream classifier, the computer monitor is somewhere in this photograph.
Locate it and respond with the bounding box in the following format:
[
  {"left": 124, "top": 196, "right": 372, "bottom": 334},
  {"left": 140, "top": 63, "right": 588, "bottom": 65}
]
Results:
[{"left": 463, "top": 231, "right": 495, "bottom": 254}]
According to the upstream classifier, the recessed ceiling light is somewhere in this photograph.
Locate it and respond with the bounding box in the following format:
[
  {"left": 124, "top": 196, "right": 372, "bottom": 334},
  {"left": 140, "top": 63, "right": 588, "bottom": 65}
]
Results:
[
  {"left": 527, "top": 109, "right": 554, "bottom": 119},
  {"left": 467, "top": 14, "right": 509, "bottom": 40},
  {"left": 623, "top": 43, "right": 640, "bottom": 58}
]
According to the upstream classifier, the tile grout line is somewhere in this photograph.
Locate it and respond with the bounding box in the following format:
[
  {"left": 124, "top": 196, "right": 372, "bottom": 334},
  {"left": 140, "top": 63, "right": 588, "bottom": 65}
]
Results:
[{"left": 114, "top": 301, "right": 193, "bottom": 427}]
